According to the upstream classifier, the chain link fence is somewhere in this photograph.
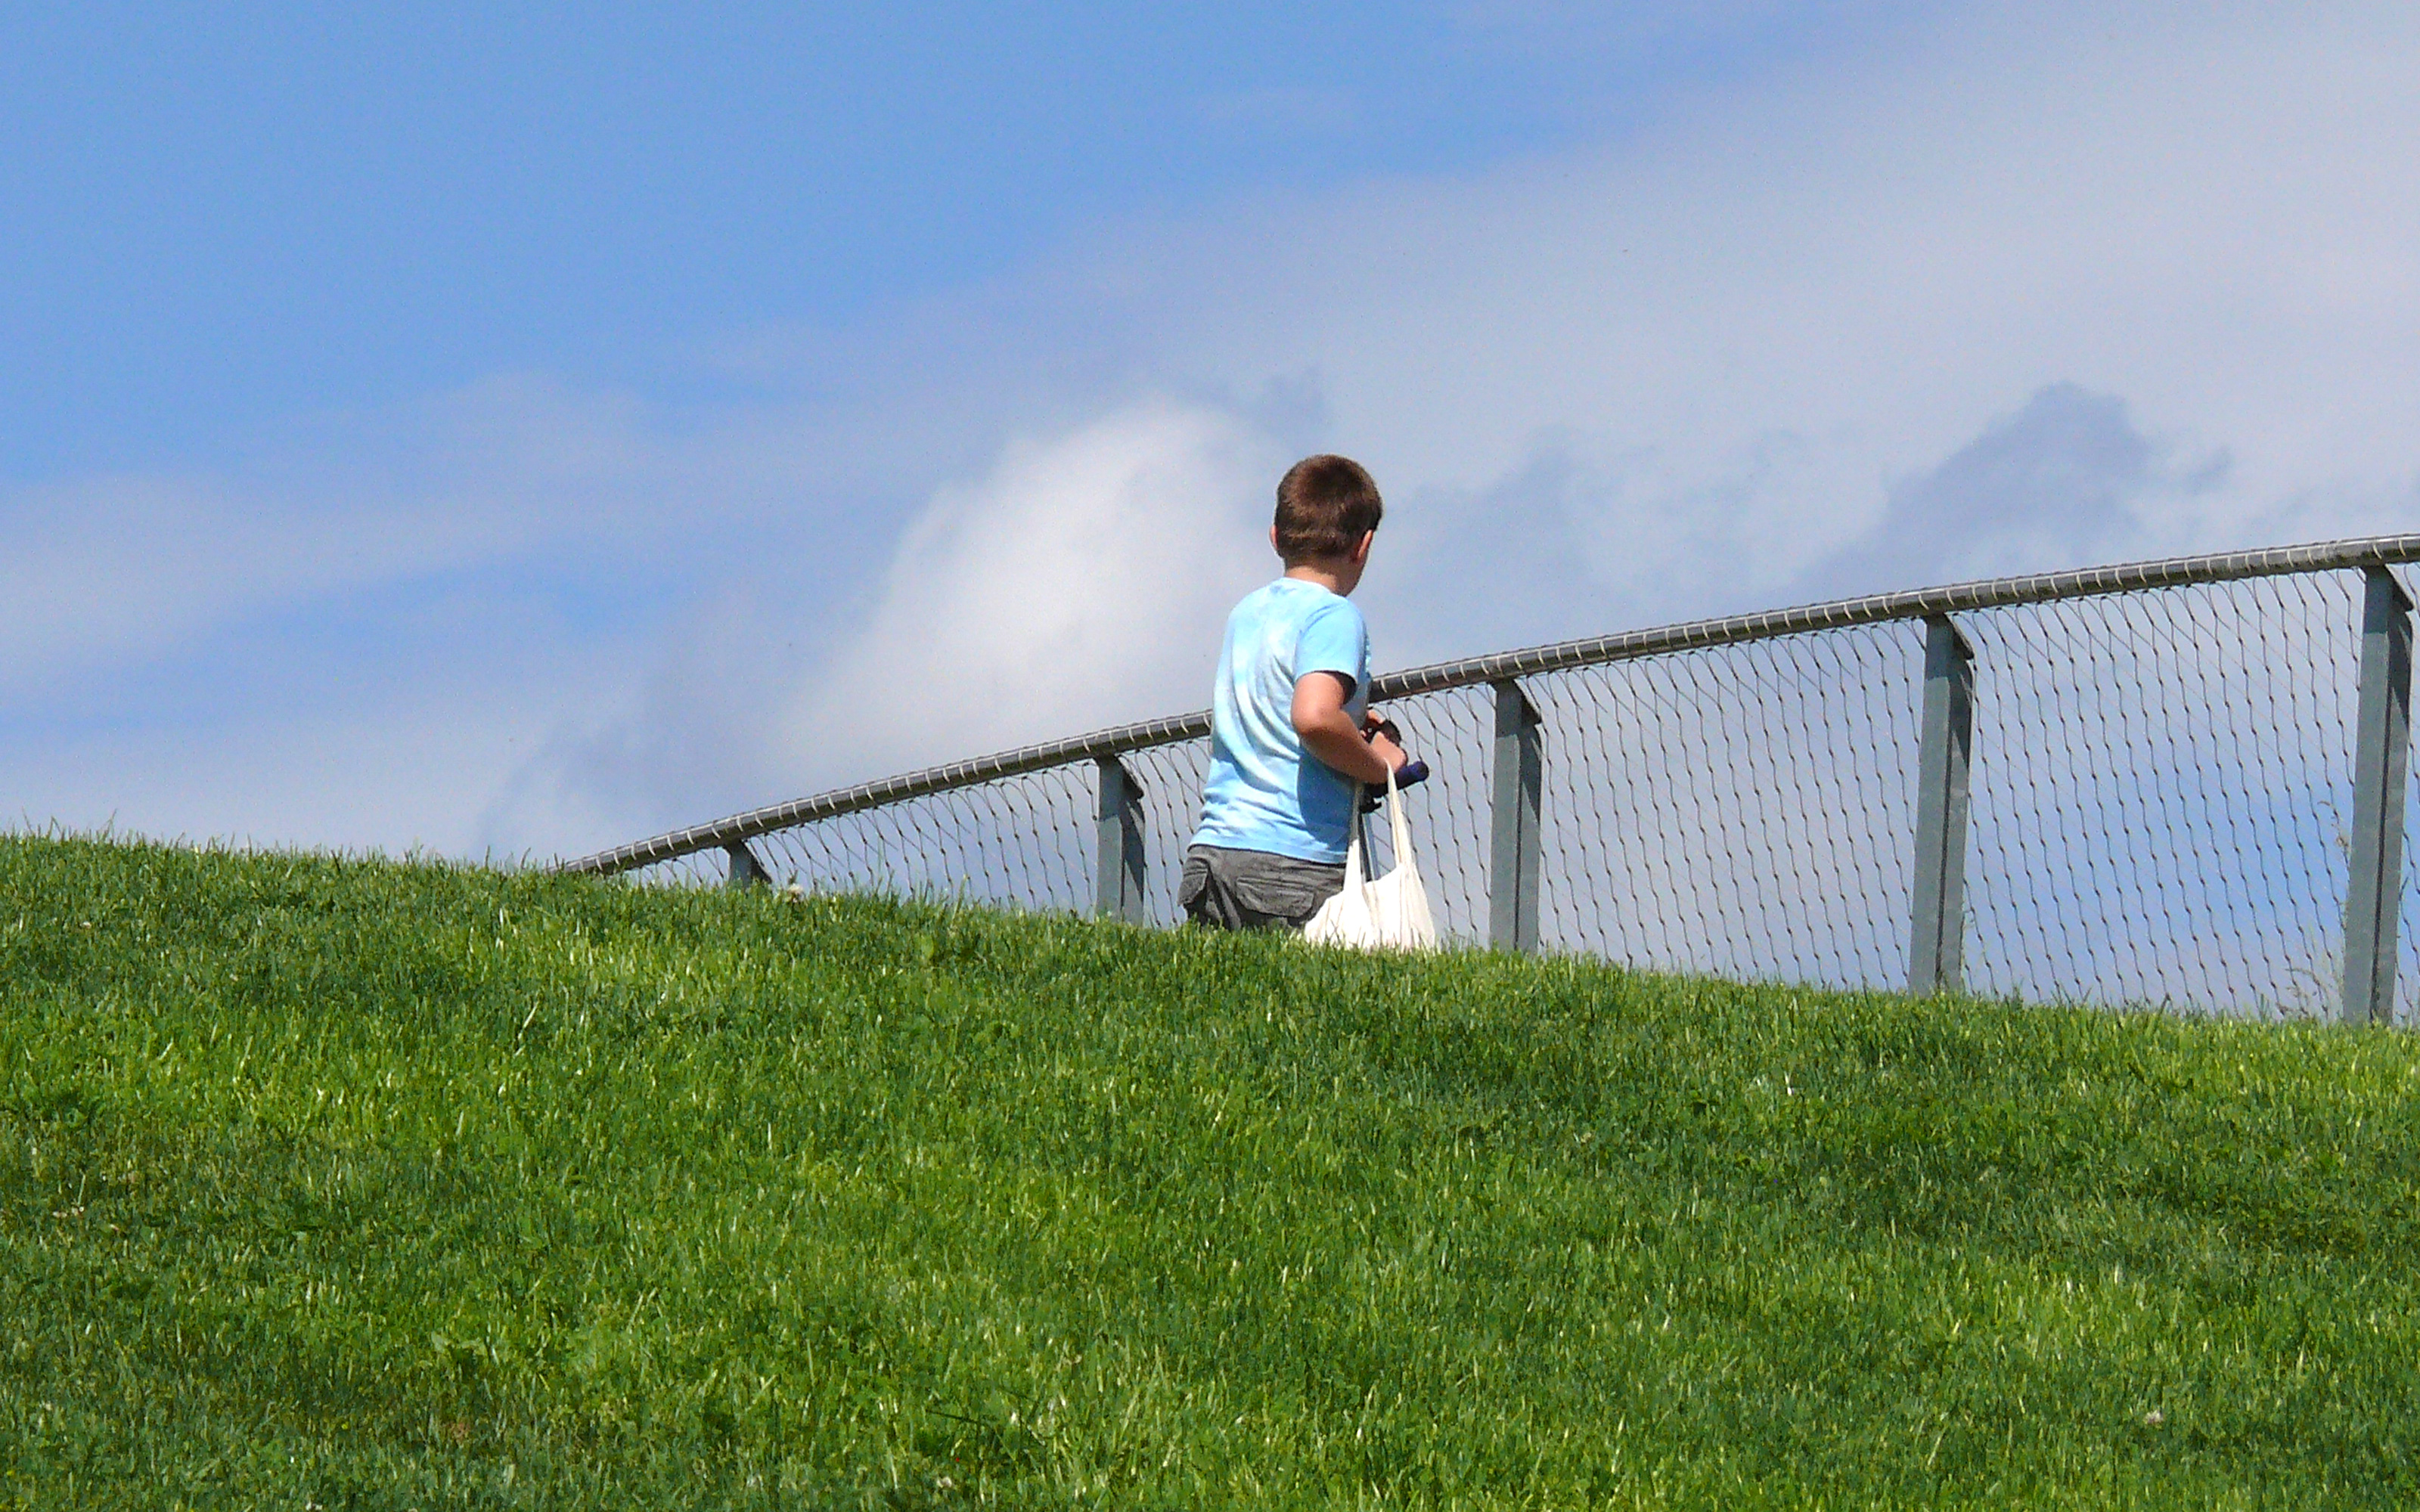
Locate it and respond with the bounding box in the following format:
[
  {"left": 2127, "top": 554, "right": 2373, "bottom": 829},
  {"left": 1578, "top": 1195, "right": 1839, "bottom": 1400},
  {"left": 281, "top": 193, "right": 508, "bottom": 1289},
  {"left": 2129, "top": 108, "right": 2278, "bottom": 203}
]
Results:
[{"left": 567, "top": 537, "right": 2420, "bottom": 1023}]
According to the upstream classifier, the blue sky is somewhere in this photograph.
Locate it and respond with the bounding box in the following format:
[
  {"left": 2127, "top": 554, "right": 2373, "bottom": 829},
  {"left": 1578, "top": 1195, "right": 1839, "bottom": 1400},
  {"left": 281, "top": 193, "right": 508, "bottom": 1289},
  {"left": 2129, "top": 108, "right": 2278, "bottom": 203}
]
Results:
[{"left": 8, "top": 2, "right": 2420, "bottom": 859}]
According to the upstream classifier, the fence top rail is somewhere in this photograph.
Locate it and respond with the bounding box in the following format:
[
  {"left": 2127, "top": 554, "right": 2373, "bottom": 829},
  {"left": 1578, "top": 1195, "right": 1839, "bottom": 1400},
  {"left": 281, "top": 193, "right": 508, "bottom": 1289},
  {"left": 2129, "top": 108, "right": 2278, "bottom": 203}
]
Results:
[{"left": 558, "top": 531, "right": 2420, "bottom": 875}]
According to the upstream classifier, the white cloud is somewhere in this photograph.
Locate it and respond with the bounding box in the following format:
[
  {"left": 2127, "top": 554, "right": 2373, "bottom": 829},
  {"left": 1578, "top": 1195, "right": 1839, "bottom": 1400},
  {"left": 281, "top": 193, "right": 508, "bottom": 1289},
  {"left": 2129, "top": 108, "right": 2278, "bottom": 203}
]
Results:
[
  {"left": 470, "top": 397, "right": 1289, "bottom": 859},
  {"left": 781, "top": 399, "right": 1282, "bottom": 779},
  {"left": 1063, "top": 2, "right": 2420, "bottom": 617}
]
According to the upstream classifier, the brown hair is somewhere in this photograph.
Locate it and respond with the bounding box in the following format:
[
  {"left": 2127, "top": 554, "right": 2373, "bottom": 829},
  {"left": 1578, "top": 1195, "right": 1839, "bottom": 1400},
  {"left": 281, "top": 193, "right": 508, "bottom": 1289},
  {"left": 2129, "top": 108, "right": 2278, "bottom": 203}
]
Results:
[{"left": 1274, "top": 454, "right": 1383, "bottom": 564}]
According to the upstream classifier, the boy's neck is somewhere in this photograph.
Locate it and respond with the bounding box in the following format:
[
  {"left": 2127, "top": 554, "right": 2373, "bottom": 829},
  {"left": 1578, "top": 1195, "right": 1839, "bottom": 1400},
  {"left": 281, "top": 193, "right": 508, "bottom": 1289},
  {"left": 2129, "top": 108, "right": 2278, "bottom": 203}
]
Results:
[{"left": 1283, "top": 559, "right": 1360, "bottom": 596}]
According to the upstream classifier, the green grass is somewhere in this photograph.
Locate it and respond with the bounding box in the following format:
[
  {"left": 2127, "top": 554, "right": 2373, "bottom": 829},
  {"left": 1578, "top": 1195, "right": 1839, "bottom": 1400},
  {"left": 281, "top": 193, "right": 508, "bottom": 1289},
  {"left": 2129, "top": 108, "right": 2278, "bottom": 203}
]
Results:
[{"left": 6, "top": 836, "right": 2420, "bottom": 1507}]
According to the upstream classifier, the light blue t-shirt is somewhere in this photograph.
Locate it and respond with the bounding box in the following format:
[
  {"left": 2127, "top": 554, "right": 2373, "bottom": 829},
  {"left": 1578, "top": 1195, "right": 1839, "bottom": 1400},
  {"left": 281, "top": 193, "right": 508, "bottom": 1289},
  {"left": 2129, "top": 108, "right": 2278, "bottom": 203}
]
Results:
[{"left": 1190, "top": 578, "right": 1371, "bottom": 863}]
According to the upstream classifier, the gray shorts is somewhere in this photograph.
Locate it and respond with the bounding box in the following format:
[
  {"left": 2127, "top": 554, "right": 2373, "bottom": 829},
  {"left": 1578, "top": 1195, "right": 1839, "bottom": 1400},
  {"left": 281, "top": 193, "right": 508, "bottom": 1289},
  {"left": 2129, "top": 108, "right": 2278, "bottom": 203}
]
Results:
[{"left": 1179, "top": 844, "right": 1347, "bottom": 931}]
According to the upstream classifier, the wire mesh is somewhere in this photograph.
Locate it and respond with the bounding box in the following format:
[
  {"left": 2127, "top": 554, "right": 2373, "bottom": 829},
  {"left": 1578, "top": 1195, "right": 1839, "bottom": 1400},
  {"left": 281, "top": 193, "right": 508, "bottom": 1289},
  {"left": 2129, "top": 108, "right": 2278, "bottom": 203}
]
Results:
[
  {"left": 608, "top": 562, "right": 2420, "bottom": 1021},
  {"left": 1526, "top": 622, "right": 1922, "bottom": 989},
  {"left": 1960, "top": 574, "right": 2361, "bottom": 1017},
  {"left": 625, "top": 849, "right": 726, "bottom": 891},
  {"left": 632, "top": 764, "right": 1096, "bottom": 916}
]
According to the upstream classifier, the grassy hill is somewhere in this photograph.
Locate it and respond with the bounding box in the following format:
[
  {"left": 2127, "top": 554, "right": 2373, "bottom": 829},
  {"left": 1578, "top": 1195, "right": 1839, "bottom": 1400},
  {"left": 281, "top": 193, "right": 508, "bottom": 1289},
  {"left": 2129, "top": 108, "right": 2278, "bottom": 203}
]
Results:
[{"left": 5, "top": 836, "right": 2420, "bottom": 1507}]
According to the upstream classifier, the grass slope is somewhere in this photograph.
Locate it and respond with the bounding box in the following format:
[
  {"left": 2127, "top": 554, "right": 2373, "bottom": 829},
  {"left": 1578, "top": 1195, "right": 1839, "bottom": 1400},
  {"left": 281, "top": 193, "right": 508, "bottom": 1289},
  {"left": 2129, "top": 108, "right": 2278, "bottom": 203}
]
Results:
[{"left": 5, "top": 836, "right": 2420, "bottom": 1507}]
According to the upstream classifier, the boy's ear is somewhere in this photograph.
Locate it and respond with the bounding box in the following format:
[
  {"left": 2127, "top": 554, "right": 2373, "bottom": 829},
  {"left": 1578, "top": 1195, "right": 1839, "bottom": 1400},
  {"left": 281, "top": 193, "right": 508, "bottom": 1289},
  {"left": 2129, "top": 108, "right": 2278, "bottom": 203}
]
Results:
[
  {"left": 1348, "top": 530, "right": 1375, "bottom": 565},
  {"left": 1269, "top": 523, "right": 1282, "bottom": 557}
]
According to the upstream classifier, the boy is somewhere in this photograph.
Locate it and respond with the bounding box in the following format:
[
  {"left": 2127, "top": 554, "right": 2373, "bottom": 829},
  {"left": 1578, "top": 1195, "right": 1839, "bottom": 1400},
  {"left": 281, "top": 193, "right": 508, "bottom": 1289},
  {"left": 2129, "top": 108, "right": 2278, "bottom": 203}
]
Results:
[{"left": 1181, "top": 454, "right": 1407, "bottom": 930}]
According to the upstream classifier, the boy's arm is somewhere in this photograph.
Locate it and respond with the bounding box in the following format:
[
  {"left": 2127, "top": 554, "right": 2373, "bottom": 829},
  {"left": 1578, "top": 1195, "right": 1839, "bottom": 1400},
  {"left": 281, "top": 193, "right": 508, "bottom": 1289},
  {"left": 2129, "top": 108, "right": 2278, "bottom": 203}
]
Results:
[{"left": 1292, "top": 672, "right": 1405, "bottom": 786}]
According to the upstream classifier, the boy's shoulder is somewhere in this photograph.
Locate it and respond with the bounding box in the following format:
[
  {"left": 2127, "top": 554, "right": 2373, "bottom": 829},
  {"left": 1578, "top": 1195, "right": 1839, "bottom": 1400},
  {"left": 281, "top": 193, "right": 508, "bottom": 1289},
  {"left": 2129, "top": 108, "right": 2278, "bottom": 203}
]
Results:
[{"left": 1225, "top": 579, "right": 1367, "bottom": 686}]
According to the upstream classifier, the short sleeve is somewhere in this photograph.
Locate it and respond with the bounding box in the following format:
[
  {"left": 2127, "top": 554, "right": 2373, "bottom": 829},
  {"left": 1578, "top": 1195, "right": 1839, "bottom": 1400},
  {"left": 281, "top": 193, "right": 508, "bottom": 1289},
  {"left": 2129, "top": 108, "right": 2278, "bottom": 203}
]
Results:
[{"left": 1293, "top": 598, "right": 1368, "bottom": 692}]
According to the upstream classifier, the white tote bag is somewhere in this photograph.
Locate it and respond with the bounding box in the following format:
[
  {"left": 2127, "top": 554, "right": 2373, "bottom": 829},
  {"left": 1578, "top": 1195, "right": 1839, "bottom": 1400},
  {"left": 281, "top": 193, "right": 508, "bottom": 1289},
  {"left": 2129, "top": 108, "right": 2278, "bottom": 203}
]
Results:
[{"left": 1303, "top": 767, "right": 1441, "bottom": 951}]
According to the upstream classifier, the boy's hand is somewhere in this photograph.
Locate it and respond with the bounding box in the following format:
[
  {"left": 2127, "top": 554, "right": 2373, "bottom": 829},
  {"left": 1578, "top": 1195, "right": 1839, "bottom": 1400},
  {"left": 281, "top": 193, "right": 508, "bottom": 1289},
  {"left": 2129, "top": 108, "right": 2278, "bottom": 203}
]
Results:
[{"left": 1362, "top": 709, "right": 1407, "bottom": 773}]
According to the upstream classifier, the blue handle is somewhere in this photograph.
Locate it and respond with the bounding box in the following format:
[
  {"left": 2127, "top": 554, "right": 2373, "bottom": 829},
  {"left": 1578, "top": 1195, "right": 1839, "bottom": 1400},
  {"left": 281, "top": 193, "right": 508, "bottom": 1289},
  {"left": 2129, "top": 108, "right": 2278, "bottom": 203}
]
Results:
[{"left": 1362, "top": 759, "right": 1429, "bottom": 811}]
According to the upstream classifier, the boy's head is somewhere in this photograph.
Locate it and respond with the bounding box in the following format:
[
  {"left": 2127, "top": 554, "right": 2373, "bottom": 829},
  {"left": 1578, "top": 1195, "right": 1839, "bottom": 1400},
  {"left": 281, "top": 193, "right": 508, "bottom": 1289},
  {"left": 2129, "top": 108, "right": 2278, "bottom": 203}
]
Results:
[{"left": 1273, "top": 454, "right": 1383, "bottom": 569}]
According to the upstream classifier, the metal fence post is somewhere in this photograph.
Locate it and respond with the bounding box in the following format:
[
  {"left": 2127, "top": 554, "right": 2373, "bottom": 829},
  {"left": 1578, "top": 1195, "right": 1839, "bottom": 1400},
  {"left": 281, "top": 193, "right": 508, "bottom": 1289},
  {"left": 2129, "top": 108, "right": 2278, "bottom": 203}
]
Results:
[
  {"left": 1490, "top": 679, "right": 1544, "bottom": 953},
  {"left": 1095, "top": 756, "right": 1148, "bottom": 923},
  {"left": 2342, "top": 566, "right": 2413, "bottom": 1024},
  {"left": 1909, "top": 615, "right": 1975, "bottom": 995},
  {"left": 724, "top": 841, "right": 770, "bottom": 890}
]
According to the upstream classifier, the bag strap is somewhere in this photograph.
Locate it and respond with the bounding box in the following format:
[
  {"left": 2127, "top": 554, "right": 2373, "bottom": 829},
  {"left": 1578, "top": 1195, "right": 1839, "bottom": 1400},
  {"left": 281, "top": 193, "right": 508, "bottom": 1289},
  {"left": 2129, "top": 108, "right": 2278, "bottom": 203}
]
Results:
[
  {"left": 1382, "top": 764, "right": 1419, "bottom": 872},
  {"left": 1341, "top": 791, "right": 1369, "bottom": 889}
]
